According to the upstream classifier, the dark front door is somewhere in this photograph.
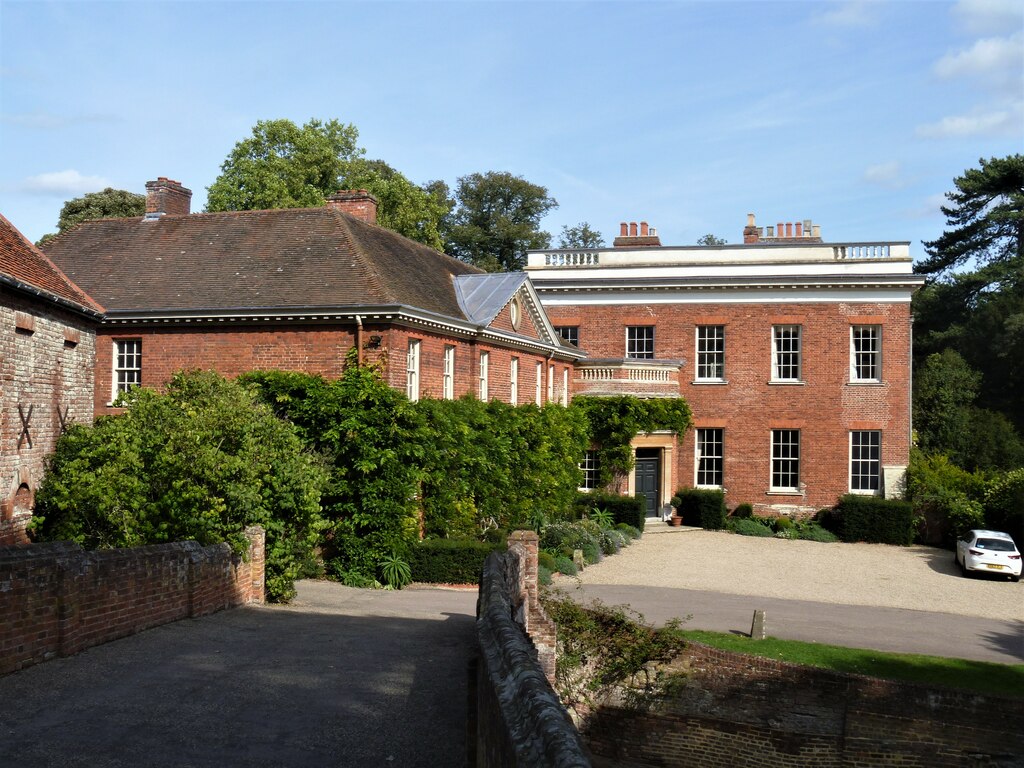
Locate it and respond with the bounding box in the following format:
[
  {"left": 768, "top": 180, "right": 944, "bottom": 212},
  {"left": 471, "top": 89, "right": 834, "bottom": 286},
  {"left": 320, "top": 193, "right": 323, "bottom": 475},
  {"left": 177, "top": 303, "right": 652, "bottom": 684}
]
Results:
[{"left": 635, "top": 448, "right": 661, "bottom": 518}]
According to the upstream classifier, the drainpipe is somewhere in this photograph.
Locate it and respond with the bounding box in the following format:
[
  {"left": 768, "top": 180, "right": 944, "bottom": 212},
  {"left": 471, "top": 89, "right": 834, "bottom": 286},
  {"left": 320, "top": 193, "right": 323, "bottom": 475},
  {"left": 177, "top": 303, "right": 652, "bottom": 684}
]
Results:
[{"left": 355, "top": 315, "right": 363, "bottom": 365}]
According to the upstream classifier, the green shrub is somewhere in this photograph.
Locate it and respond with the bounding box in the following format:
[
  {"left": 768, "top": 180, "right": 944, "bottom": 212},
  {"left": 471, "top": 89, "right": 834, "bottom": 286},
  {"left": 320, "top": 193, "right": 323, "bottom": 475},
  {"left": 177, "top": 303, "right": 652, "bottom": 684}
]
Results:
[
  {"left": 589, "top": 507, "right": 614, "bottom": 529},
  {"left": 599, "top": 529, "right": 627, "bottom": 555},
  {"left": 554, "top": 556, "right": 578, "bottom": 576},
  {"left": 575, "top": 492, "right": 646, "bottom": 531},
  {"left": 32, "top": 371, "right": 329, "bottom": 603},
  {"left": 379, "top": 553, "right": 412, "bottom": 589},
  {"left": 906, "top": 449, "right": 989, "bottom": 545},
  {"left": 834, "top": 494, "right": 915, "bottom": 545},
  {"left": 538, "top": 551, "right": 557, "bottom": 571},
  {"left": 729, "top": 518, "right": 774, "bottom": 537},
  {"left": 673, "top": 488, "right": 726, "bottom": 530},
  {"left": 581, "top": 540, "right": 601, "bottom": 565},
  {"left": 795, "top": 523, "right": 839, "bottom": 543},
  {"left": 616, "top": 523, "right": 642, "bottom": 540},
  {"left": 407, "top": 537, "right": 503, "bottom": 584},
  {"left": 541, "top": 521, "right": 600, "bottom": 557},
  {"left": 773, "top": 516, "right": 794, "bottom": 532},
  {"left": 538, "top": 565, "right": 553, "bottom": 586},
  {"left": 984, "top": 468, "right": 1024, "bottom": 545},
  {"left": 732, "top": 503, "right": 753, "bottom": 519}
]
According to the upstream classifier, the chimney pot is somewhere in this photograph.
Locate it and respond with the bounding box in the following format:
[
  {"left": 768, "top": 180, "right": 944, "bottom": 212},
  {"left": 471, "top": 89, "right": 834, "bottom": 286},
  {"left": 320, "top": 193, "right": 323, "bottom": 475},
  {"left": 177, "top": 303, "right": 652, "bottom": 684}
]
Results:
[
  {"left": 812, "top": 224, "right": 821, "bottom": 239},
  {"left": 747, "top": 213, "right": 756, "bottom": 227},
  {"left": 325, "top": 189, "right": 378, "bottom": 225},
  {"left": 786, "top": 222, "right": 793, "bottom": 238},
  {"left": 145, "top": 177, "right": 192, "bottom": 217},
  {"left": 640, "top": 221, "right": 649, "bottom": 237},
  {"left": 629, "top": 222, "right": 638, "bottom": 237},
  {"left": 620, "top": 222, "right": 628, "bottom": 236},
  {"left": 767, "top": 225, "right": 775, "bottom": 238},
  {"left": 795, "top": 222, "right": 803, "bottom": 237}
]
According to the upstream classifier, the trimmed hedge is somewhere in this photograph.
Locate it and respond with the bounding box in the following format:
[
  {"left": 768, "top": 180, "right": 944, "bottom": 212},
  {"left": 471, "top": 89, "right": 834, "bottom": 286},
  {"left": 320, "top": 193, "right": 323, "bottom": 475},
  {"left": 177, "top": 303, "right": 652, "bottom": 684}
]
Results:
[
  {"left": 574, "top": 492, "right": 645, "bottom": 532},
  {"left": 833, "top": 494, "right": 915, "bottom": 545},
  {"left": 408, "top": 537, "right": 506, "bottom": 584},
  {"left": 673, "top": 488, "right": 726, "bottom": 530}
]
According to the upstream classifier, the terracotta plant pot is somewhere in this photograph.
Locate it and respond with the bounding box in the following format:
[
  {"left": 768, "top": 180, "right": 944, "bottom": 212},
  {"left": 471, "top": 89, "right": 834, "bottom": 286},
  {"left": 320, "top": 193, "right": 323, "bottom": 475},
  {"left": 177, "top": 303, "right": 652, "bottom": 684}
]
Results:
[{"left": 669, "top": 516, "right": 683, "bottom": 526}]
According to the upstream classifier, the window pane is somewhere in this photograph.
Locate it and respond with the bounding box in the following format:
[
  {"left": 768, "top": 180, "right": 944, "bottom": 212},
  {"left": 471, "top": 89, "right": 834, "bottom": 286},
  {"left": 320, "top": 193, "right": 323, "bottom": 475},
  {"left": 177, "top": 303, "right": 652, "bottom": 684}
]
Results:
[
  {"left": 696, "top": 428, "right": 723, "bottom": 486},
  {"left": 626, "top": 326, "right": 655, "bottom": 359},
  {"left": 852, "top": 326, "right": 881, "bottom": 381},
  {"left": 580, "top": 450, "right": 600, "bottom": 490},
  {"left": 851, "top": 430, "right": 881, "bottom": 491},
  {"left": 696, "top": 326, "right": 724, "bottom": 380},
  {"left": 555, "top": 326, "right": 579, "bottom": 347},
  {"left": 771, "top": 429, "right": 800, "bottom": 489},
  {"left": 115, "top": 339, "right": 142, "bottom": 394},
  {"left": 773, "top": 326, "right": 801, "bottom": 380}
]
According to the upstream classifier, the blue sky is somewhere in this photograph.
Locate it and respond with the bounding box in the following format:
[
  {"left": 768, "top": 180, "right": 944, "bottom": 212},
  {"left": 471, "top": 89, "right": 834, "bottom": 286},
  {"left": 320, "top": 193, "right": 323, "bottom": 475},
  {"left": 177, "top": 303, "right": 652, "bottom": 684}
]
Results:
[{"left": 1, "top": 0, "right": 1021, "bottom": 258}]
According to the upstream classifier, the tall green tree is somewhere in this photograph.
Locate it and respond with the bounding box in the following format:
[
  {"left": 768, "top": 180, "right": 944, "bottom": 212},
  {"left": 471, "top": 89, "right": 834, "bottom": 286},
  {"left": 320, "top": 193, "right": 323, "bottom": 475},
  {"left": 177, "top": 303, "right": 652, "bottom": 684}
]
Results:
[
  {"left": 918, "top": 154, "right": 1023, "bottom": 281},
  {"left": 206, "top": 118, "right": 362, "bottom": 212},
  {"left": 697, "top": 233, "right": 727, "bottom": 246},
  {"left": 444, "top": 171, "right": 558, "bottom": 271},
  {"left": 558, "top": 222, "right": 604, "bottom": 248},
  {"left": 913, "top": 155, "right": 1024, "bottom": 433},
  {"left": 38, "top": 187, "right": 146, "bottom": 246}
]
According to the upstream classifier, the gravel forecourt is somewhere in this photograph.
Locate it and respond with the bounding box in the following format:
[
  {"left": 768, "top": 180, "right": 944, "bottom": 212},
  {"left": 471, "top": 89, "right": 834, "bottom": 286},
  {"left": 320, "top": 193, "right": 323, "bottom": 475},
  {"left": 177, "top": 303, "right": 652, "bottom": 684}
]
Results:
[{"left": 567, "top": 527, "right": 1024, "bottom": 623}]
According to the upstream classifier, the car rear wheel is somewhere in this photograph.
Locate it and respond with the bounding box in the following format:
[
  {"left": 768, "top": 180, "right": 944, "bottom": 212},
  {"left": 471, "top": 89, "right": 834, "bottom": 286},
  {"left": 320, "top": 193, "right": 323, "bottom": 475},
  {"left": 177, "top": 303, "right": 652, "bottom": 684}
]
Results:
[
  {"left": 1012, "top": 574, "right": 1020, "bottom": 583},
  {"left": 960, "top": 558, "right": 969, "bottom": 577}
]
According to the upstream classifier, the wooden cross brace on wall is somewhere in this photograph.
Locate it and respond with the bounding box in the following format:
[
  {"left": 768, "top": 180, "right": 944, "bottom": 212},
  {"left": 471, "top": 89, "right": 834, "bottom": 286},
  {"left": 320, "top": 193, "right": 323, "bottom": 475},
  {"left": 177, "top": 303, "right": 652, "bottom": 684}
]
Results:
[
  {"left": 57, "top": 404, "right": 71, "bottom": 434},
  {"left": 18, "top": 404, "right": 33, "bottom": 449}
]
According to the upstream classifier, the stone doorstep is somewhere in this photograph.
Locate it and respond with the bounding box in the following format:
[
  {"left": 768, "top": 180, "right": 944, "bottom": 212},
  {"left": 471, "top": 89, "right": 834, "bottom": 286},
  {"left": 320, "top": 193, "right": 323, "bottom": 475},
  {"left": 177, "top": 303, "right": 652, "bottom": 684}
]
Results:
[{"left": 643, "top": 518, "right": 702, "bottom": 534}]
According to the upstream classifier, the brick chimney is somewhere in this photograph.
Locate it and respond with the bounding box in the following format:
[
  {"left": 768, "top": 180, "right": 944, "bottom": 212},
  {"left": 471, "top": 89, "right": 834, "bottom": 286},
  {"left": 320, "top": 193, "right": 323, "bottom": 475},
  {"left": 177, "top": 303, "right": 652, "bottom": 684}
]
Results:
[
  {"left": 145, "top": 178, "right": 192, "bottom": 217},
  {"left": 743, "top": 213, "right": 822, "bottom": 243},
  {"left": 325, "top": 190, "right": 378, "bottom": 225},
  {"left": 613, "top": 220, "right": 661, "bottom": 248}
]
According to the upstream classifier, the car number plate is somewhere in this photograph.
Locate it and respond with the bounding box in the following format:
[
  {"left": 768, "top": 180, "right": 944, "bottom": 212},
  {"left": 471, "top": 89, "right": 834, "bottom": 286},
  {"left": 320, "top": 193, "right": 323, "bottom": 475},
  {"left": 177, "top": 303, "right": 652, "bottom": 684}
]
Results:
[{"left": 986, "top": 564, "right": 1005, "bottom": 570}]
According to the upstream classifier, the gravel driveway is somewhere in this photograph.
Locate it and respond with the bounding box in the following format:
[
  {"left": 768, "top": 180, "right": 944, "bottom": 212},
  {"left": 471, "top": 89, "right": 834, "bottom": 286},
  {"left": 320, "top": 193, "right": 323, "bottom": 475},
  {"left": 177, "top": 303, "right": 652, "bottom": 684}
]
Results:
[{"left": 567, "top": 528, "right": 1023, "bottom": 623}]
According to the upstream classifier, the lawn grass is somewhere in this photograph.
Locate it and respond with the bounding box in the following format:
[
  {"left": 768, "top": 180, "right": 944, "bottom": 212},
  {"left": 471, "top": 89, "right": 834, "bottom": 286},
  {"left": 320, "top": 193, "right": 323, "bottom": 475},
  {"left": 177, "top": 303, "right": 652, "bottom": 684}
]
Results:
[{"left": 681, "top": 630, "right": 1024, "bottom": 699}]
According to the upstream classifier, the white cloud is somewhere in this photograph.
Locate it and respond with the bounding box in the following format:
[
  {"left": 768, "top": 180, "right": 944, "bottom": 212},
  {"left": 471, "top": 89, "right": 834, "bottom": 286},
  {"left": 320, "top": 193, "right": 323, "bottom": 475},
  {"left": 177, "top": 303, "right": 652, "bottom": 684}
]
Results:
[
  {"left": 905, "top": 193, "right": 949, "bottom": 220},
  {"left": 952, "top": 0, "right": 1024, "bottom": 36},
  {"left": 863, "top": 161, "right": 905, "bottom": 188},
  {"left": 812, "top": 0, "right": 879, "bottom": 27},
  {"left": 935, "top": 31, "right": 1024, "bottom": 93},
  {"left": 22, "top": 170, "right": 110, "bottom": 196},
  {"left": 916, "top": 101, "right": 1024, "bottom": 138}
]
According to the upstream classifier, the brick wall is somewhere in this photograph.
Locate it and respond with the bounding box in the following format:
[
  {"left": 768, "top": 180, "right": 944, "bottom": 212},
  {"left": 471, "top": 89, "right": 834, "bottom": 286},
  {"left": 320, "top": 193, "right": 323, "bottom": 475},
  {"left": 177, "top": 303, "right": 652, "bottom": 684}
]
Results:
[
  {"left": 547, "top": 301, "right": 912, "bottom": 510},
  {"left": 580, "top": 642, "right": 1024, "bottom": 767},
  {"left": 1, "top": 289, "right": 95, "bottom": 545},
  {"left": 475, "top": 531, "right": 589, "bottom": 767},
  {"left": 0, "top": 526, "right": 264, "bottom": 676}
]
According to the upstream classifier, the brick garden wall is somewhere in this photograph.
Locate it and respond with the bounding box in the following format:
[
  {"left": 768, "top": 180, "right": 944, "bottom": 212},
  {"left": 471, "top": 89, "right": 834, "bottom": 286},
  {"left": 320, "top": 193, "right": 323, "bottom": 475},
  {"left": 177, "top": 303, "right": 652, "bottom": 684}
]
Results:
[
  {"left": 545, "top": 301, "right": 913, "bottom": 511},
  {"left": 0, "top": 526, "right": 264, "bottom": 676},
  {"left": 475, "top": 531, "right": 590, "bottom": 767},
  {"left": 580, "top": 642, "right": 1024, "bottom": 767},
  {"left": 1, "top": 288, "right": 96, "bottom": 545}
]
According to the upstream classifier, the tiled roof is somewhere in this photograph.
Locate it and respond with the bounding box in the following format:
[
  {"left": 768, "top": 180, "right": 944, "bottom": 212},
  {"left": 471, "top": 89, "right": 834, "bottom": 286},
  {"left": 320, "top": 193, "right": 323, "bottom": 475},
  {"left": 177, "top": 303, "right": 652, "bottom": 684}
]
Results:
[
  {"left": 0, "top": 213, "right": 103, "bottom": 313},
  {"left": 43, "top": 207, "right": 483, "bottom": 318}
]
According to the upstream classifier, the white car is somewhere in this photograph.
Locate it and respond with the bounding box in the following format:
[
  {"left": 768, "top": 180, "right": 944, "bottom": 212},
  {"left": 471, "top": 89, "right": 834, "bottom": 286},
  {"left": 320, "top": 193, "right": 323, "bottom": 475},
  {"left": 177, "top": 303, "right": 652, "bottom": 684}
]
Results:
[{"left": 955, "top": 530, "right": 1022, "bottom": 582}]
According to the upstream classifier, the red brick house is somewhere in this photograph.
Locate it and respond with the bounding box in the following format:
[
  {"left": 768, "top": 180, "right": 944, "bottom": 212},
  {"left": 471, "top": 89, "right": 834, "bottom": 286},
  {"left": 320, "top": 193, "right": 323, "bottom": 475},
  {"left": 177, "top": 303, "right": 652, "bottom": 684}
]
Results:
[
  {"left": 43, "top": 180, "right": 582, "bottom": 417},
  {"left": 527, "top": 215, "right": 925, "bottom": 516},
  {"left": 1, "top": 215, "right": 102, "bottom": 544}
]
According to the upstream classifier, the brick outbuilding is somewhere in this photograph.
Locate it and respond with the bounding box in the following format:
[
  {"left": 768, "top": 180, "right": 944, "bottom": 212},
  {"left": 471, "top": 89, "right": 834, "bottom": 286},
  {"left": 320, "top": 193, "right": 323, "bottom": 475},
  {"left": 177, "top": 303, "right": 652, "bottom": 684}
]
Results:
[
  {"left": 0, "top": 215, "right": 102, "bottom": 544},
  {"left": 43, "top": 180, "right": 582, "bottom": 416}
]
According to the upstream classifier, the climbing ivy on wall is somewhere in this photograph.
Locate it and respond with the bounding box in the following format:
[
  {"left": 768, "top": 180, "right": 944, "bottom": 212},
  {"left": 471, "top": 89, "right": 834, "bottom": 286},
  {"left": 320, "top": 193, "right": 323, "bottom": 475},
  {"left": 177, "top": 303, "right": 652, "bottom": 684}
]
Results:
[{"left": 570, "top": 396, "right": 692, "bottom": 487}]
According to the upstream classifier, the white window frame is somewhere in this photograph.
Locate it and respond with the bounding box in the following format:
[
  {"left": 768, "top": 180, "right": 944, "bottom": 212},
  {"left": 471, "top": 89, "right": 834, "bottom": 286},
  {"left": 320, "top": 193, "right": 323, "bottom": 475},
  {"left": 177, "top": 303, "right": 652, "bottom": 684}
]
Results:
[
  {"left": 696, "top": 325, "right": 725, "bottom": 381},
  {"left": 113, "top": 338, "right": 142, "bottom": 399},
  {"left": 442, "top": 345, "right": 455, "bottom": 400},
  {"left": 850, "top": 325, "right": 881, "bottom": 383},
  {"left": 561, "top": 367, "right": 569, "bottom": 406},
  {"left": 850, "top": 430, "right": 881, "bottom": 494},
  {"left": 535, "top": 361, "right": 543, "bottom": 405},
  {"left": 579, "top": 450, "right": 600, "bottom": 490},
  {"left": 626, "top": 325, "right": 655, "bottom": 359},
  {"left": 695, "top": 428, "right": 724, "bottom": 488},
  {"left": 479, "top": 351, "right": 489, "bottom": 401},
  {"left": 771, "top": 325, "right": 802, "bottom": 382},
  {"left": 771, "top": 429, "right": 800, "bottom": 492},
  {"left": 405, "top": 339, "right": 421, "bottom": 402},
  {"left": 510, "top": 357, "right": 519, "bottom": 405},
  {"left": 555, "top": 326, "right": 579, "bottom": 347}
]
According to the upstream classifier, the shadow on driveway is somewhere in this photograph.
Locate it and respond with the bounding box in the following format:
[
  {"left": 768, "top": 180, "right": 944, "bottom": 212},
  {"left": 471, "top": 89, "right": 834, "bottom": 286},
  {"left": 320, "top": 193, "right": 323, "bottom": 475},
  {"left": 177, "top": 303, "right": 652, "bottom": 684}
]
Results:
[{"left": 0, "top": 585, "right": 477, "bottom": 768}]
